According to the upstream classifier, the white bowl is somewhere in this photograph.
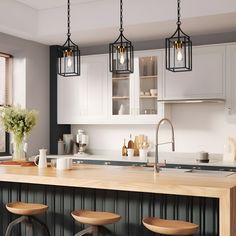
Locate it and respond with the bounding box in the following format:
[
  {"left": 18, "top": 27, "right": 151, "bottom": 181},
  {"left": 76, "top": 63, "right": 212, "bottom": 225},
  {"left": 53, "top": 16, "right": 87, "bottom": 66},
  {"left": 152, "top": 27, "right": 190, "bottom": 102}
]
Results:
[{"left": 150, "top": 89, "right": 157, "bottom": 96}]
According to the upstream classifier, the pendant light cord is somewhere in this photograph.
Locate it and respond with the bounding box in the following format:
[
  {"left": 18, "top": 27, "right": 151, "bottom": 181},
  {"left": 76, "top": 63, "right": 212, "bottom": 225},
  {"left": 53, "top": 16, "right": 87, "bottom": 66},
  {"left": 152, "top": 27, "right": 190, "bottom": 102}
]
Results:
[
  {"left": 119, "top": 0, "right": 124, "bottom": 33},
  {"left": 67, "top": 0, "right": 71, "bottom": 38},
  {"left": 177, "top": 0, "right": 181, "bottom": 27}
]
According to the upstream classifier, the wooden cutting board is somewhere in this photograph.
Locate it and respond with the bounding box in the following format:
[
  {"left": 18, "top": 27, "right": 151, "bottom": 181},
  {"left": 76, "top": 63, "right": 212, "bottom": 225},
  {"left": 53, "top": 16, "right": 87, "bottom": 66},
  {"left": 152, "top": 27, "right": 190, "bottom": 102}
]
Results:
[{"left": 0, "top": 161, "right": 36, "bottom": 166}]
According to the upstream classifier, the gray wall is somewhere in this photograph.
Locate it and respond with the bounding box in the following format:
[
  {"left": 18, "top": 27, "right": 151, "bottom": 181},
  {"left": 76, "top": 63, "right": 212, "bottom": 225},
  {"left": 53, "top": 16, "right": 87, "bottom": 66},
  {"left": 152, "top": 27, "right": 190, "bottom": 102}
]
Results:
[
  {"left": 80, "top": 31, "right": 236, "bottom": 55},
  {"left": 0, "top": 32, "right": 49, "bottom": 156}
]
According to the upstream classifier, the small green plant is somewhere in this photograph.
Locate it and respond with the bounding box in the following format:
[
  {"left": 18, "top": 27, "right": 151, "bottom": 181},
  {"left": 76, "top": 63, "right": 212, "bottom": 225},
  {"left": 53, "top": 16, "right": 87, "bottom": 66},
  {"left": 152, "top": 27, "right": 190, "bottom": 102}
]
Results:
[{"left": 0, "top": 106, "right": 37, "bottom": 146}]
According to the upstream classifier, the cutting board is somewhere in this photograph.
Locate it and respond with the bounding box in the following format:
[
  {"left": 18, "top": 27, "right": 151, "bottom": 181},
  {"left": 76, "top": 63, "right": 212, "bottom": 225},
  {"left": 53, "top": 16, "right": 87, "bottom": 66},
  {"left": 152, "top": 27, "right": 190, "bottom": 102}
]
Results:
[{"left": 0, "top": 161, "right": 36, "bottom": 166}]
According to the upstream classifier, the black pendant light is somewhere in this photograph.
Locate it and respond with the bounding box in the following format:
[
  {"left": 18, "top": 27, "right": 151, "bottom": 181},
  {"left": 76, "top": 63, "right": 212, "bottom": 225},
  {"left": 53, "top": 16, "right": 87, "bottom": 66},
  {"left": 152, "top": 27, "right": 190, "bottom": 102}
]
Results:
[
  {"left": 109, "top": 0, "right": 134, "bottom": 74},
  {"left": 58, "top": 0, "right": 80, "bottom": 77},
  {"left": 165, "top": 0, "right": 192, "bottom": 72}
]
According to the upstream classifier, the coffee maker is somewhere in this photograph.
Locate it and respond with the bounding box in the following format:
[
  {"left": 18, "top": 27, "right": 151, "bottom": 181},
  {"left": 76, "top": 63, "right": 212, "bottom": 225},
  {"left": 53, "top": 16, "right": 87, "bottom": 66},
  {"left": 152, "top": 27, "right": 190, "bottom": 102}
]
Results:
[{"left": 75, "top": 129, "right": 89, "bottom": 155}]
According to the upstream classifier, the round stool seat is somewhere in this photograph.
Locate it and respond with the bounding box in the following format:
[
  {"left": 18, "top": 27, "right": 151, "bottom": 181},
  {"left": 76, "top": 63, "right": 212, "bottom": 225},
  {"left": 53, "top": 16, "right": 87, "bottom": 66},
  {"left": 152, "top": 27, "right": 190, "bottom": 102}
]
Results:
[
  {"left": 71, "top": 210, "right": 121, "bottom": 226},
  {"left": 143, "top": 217, "right": 199, "bottom": 235},
  {"left": 6, "top": 202, "right": 48, "bottom": 216}
]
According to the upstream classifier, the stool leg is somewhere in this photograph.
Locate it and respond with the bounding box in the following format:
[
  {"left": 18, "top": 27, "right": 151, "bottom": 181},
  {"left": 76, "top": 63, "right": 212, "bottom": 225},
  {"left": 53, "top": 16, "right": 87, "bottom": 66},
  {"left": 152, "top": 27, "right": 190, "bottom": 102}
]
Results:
[
  {"left": 25, "top": 216, "right": 34, "bottom": 236},
  {"left": 30, "top": 216, "right": 50, "bottom": 236},
  {"left": 5, "top": 216, "right": 28, "bottom": 236},
  {"left": 92, "top": 226, "right": 98, "bottom": 236},
  {"left": 75, "top": 226, "right": 93, "bottom": 236}
]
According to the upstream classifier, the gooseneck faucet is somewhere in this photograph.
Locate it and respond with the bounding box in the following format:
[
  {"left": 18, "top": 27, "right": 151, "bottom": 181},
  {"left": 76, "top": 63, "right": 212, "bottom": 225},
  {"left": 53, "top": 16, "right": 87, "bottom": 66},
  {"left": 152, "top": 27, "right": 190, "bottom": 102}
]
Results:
[{"left": 155, "top": 118, "right": 175, "bottom": 173}]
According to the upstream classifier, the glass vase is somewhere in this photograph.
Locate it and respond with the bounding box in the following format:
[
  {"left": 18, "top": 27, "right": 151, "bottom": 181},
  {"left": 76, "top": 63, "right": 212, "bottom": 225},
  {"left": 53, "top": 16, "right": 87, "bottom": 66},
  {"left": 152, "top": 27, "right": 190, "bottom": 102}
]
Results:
[{"left": 12, "top": 136, "right": 26, "bottom": 161}]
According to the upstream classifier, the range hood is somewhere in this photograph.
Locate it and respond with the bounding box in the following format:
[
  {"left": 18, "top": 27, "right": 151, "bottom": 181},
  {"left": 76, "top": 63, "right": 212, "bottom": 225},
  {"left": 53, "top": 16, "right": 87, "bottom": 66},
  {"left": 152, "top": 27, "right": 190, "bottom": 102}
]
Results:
[{"left": 157, "top": 98, "right": 225, "bottom": 104}]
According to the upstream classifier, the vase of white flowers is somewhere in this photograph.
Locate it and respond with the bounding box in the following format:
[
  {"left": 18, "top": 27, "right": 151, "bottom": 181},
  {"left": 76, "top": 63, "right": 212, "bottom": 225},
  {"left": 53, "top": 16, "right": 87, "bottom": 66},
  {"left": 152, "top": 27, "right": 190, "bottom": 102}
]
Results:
[{"left": 0, "top": 106, "right": 37, "bottom": 161}]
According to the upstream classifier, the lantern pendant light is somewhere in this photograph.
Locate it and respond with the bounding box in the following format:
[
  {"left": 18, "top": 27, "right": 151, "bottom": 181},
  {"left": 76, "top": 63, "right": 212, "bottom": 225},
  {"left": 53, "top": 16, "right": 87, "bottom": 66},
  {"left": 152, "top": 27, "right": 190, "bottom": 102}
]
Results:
[
  {"left": 109, "top": 0, "right": 134, "bottom": 74},
  {"left": 58, "top": 0, "right": 80, "bottom": 76},
  {"left": 165, "top": 0, "right": 192, "bottom": 72}
]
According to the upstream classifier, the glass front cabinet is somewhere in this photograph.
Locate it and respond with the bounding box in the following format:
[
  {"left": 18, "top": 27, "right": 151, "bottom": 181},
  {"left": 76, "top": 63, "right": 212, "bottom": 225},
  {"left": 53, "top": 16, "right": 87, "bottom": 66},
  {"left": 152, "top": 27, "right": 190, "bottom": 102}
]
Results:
[{"left": 109, "top": 50, "right": 169, "bottom": 124}]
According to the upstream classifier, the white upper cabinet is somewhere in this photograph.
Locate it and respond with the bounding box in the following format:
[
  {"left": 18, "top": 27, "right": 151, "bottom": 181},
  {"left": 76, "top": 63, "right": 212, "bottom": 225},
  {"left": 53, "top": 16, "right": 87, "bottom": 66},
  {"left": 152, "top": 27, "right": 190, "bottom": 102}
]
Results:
[
  {"left": 57, "top": 54, "right": 108, "bottom": 124},
  {"left": 226, "top": 44, "right": 236, "bottom": 122},
  {"left": 162, "top": 45, "right": 226, "bottom": 100},
  {"left": 108, "top": 49, "right": 170, "bottom": 124}
]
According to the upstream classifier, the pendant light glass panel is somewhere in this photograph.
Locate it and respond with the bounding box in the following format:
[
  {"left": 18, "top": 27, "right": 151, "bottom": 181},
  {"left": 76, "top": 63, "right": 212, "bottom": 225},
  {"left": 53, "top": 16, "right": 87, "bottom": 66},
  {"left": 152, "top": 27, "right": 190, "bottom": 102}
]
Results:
[
  {"left": 165, "top": 0, "right": 192, "bottom": 72},
  {"left": 165, "top": 32, "right": 192, "bottom": 72},
  {"left": 109, "top": 0, "right": 134, "bottom": 74},
  {"left": 109, "top": 37, "right": 134, "bottom": 74},
  {"left": 58, "top": 0, "right": 80, "bottom": 77},
  {"left": 58, "top": 39, "right": 80, "bottom": 76}
]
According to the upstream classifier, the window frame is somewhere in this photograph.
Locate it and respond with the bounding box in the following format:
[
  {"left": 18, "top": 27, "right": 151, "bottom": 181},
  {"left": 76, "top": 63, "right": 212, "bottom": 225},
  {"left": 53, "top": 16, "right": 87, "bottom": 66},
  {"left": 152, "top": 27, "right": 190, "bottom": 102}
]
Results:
[{"left": 0, "top": 52, "right": 13, "bottom": 156}]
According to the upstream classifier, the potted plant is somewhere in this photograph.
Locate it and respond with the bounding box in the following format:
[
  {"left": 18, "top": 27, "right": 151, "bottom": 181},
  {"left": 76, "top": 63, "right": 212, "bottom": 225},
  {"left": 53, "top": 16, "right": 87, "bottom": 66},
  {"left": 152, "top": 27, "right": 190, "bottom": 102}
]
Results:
[{"left": 0, "top": 106, "right": 37, "bottom": 161}]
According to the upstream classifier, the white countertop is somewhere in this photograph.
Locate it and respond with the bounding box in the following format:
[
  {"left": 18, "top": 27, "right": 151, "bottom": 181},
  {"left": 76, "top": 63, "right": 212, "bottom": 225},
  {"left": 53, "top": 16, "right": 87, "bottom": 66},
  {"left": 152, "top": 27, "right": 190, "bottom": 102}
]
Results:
[
  {"left": 47, "top": 152, "right": 236, "bottom": 168},
  {"left": 3, "top": 152, "right": 236, "bottom": 168}
]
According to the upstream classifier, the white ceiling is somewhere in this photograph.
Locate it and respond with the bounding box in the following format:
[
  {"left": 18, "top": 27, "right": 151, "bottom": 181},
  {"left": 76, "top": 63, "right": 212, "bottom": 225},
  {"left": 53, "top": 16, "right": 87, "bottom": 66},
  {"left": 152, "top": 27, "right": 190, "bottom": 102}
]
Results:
[
  {"left": 15, "top": 0, "right": 101, "bottom": 10},
  {"left": 0, "top": 0, "right": 236, "bottom": 46}
]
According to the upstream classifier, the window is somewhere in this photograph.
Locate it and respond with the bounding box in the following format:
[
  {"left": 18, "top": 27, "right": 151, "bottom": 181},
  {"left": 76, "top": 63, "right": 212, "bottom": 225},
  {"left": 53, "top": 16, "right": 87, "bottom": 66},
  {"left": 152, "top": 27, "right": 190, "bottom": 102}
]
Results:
[{"left": 0, "top": 53, "right": 12, "bottom": 156}]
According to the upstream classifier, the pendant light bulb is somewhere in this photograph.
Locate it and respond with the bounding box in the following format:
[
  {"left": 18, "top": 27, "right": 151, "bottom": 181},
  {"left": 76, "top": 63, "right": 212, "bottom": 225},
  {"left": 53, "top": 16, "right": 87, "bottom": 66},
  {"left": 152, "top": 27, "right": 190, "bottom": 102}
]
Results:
[
  {"left": 176, "top": 48, "right": 183, "bottom": 61},
  {"left": 119, "top": 52, "right": 125, "bottom": 64},
  {"left": 175, "top": 41, "right": 183, "bottom": 62},
  {"left": 118, "top": 46, "right": 125, "bottom": 64},
  {"left": 67, "top": 56, "right": 72, "bottom": 67}
]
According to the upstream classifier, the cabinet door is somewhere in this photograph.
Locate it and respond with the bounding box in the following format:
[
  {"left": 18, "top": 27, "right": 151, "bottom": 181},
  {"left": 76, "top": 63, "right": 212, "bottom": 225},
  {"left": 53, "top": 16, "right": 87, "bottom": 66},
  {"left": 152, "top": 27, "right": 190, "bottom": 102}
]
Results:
[
  {"left": 57, "top": 64, "right": 86, "bottom": 124},
  {"left": 226, "top": 44, "right": 236, "bottom": 122},
  {"left": 57, "top": 55, "right": 108, "bottom": 124},
  {"left": 108, "top": 65, "right": 135, "bottom": 123},
  {"left": 84, "top": 55, "right": 108, "bottom": 121},
  {"left": 163, "top": 45, "right": 226, "bottom": 100},
  {"left": 133, "top": 50, "right": 168, "bottom": 123}
]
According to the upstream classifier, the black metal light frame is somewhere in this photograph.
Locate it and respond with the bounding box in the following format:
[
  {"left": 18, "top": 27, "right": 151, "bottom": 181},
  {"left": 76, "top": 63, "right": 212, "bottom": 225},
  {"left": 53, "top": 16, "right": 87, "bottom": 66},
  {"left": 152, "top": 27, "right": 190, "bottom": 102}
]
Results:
[
  {"left": 58, "top": 0, "right": 80, "bottom": 77},
  {"left": 109, "top": 0, "right": 134, "bottom": 74},
  {"left": 165, "top": 0, "right": 192, "bottom": 72}
]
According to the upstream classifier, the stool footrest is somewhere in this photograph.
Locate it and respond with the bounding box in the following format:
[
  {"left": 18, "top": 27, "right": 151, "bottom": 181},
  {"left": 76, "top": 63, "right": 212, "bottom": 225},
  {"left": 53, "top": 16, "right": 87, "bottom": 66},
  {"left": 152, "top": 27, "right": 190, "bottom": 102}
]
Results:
[{"left": 75, "top": 226, "right": 98, "bottom": 236}]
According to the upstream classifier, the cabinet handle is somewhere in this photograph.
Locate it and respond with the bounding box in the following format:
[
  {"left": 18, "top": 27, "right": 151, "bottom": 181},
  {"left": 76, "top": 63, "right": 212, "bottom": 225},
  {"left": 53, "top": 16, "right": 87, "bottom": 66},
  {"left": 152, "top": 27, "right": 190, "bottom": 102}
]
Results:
[
  {"left": 104, "top": 162, "right": 111, "bottom": 165},
  {"left": 77, "top": 161, "right": 84, "bottom": 164}
]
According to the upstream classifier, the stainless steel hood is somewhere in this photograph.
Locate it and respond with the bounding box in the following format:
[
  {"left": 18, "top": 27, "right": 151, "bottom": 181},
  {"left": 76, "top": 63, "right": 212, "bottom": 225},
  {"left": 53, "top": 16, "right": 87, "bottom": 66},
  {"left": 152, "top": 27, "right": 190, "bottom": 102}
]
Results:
[{"left": 157, "top": 98, "right": 225, "bottom": 104}]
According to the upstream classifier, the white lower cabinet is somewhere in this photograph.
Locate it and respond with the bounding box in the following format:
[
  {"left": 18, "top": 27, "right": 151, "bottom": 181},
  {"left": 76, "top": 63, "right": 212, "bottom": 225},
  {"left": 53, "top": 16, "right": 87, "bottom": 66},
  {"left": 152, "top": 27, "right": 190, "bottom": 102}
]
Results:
[
  {"left": 162, "top": 44, "right": 226, "bottom": 100},
  {"left": 57, "top": 54, "right": 108, "bottom": 124}
]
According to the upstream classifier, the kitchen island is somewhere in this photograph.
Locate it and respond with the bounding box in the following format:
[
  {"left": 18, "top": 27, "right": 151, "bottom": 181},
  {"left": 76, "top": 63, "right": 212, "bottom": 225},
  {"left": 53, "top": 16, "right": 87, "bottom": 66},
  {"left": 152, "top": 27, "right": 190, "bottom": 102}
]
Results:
[{"left": 0, "top": 164, "right": 235, "bottom": 236}]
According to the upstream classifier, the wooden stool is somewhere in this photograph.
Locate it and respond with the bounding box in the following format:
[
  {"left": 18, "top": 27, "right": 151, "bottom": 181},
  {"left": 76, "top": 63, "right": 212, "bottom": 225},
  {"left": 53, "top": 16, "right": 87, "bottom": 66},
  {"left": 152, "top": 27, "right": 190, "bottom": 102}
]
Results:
[
  {"left": 71, "top": 210, "right": 121, "bottom": 236},
  {"left": 5, "top": 202, "right": 50, "bottom": 236},
  {"left": 143, "top": 217, "right": 199, "bottom": 235}
]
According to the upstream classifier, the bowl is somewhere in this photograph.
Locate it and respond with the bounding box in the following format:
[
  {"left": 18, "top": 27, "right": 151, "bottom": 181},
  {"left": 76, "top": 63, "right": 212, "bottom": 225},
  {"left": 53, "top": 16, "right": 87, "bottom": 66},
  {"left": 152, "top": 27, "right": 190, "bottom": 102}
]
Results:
[{"left": 150, "top": 89, "right": 157, "bottom": 96}]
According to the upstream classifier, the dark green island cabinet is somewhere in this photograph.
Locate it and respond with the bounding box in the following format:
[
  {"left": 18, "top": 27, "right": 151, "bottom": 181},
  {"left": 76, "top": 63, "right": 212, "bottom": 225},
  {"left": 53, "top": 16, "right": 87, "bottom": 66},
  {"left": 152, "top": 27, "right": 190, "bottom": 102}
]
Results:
[{"left": 0, "top": 183, "right": 218, "bottom": 236}]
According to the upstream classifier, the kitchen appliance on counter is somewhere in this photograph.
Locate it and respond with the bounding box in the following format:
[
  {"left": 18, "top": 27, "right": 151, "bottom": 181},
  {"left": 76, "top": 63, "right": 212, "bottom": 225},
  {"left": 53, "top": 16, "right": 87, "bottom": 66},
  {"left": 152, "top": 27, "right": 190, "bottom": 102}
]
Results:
[{"left": 75, "top": 130, "right": 89, "bottom": 156}]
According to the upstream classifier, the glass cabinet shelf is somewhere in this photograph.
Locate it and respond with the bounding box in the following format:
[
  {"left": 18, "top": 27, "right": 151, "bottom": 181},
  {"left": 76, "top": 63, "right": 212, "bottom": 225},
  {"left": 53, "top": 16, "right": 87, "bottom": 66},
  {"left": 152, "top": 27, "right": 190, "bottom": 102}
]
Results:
[
  {"left": 112, "top": 96, "right": 129, "bottom": 99},
  {"left": 140, "top": 75, "right": 158, "bottom": 79},
  {"left": 112, "top": 77, "right": 129, "bottom": 80},
  {"left": 140, "top": 96, "right": 157, "bottom": 99}
]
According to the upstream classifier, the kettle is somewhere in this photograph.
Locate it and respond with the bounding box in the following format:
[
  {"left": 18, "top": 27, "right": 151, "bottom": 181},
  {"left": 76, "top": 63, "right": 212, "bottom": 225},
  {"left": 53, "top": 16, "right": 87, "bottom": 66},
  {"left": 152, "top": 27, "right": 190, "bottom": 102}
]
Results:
[{"left": 223, "top": 138, "right": 236, "bottom": 161}]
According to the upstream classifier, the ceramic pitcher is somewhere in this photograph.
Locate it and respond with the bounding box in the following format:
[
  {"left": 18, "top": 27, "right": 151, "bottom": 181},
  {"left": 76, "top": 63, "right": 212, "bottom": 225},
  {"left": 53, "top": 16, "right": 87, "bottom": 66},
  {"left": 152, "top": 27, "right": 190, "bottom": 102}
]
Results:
[{"left": 35, "top": 149, "right": 47, "bottom": 168}]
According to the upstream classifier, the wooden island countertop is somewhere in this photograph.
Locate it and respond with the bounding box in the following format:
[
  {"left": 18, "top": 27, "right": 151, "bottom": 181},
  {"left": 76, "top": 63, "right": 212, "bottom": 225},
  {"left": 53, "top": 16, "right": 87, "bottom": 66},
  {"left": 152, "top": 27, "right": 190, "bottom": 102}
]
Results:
[{"left": 0, "top": 164, "right": 235, "bottom": 236}]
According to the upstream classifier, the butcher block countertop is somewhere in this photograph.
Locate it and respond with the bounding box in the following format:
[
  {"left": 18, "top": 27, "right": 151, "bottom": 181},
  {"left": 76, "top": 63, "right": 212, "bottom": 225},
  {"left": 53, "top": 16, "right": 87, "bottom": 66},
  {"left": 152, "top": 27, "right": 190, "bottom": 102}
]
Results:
[
  {"left": 0, "top": 164, "right": 235, "bottom": 236},
  {"left": 0, "top": 164, "right": 234, "bottom": 196}
]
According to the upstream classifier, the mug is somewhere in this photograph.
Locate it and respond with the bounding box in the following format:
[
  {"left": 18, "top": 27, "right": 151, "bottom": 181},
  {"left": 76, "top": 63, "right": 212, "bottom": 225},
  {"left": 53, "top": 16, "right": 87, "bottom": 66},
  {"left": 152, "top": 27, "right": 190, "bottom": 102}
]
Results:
[
  {"left": 139, "top": 149, "right": 148, "bottom": 161},
  {"left": 127, "top": 148, "right": 134, "bottom": 157},
  {"left": 56, "top": 157, "right": 73, "bottom": 170}
]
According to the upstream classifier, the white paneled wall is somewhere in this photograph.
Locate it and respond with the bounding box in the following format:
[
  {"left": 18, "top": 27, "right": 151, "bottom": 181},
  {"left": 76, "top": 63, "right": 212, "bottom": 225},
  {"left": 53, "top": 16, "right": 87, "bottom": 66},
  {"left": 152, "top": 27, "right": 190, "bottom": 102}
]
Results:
[{"left": 72, "top": 103, "right": 235, "bottom": 154}]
